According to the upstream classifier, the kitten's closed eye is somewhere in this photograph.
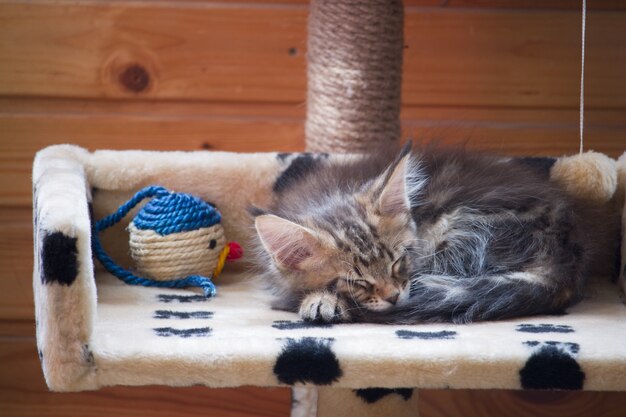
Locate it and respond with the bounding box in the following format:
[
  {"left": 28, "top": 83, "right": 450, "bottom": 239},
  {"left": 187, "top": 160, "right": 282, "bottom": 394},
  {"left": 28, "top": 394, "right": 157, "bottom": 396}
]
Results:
[
  {"left": 391, "top": 255, "right": 408, "bottom": 278},
  {"left": 352, "top": 279, "right": 372, "bottom": 289}
]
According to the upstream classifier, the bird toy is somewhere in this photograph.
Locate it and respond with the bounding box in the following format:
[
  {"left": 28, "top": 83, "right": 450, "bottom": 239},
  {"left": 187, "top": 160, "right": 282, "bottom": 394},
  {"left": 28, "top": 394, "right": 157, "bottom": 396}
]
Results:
[{"left": 92, "top": 185, "right": 242, "bottom": 297}]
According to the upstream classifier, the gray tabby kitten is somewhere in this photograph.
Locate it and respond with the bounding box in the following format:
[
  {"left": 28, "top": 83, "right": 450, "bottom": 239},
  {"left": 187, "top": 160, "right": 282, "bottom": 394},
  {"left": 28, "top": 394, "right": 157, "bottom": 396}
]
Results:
[{"left": 251, "top": 144, "right": 612, "bottom": 324}]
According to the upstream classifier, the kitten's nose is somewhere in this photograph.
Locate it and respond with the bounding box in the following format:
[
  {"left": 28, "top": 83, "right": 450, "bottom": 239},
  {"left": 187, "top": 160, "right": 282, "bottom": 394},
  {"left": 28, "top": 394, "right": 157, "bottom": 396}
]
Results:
[{"left": 386, "top": 293, "right": 399, "bottom": 305}]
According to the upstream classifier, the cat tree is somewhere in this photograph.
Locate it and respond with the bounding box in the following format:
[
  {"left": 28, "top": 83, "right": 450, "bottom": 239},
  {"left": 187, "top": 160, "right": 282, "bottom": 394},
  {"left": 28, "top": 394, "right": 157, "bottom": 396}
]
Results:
[{"left": 33, "top": 1, "right": 626, "bottom": 416}]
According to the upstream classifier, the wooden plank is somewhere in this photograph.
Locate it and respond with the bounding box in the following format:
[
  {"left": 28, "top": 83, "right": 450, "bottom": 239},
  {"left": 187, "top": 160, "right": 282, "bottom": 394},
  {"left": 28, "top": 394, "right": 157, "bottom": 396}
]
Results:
[
  {"left": 400, "top": 107, "right": 626, "bottom": 158},
  {"left": 0, "top": 98, "right": 306, "bottom": 120},
  {"left": 0, "top": 105, "right": 305, "bottom": 208},
  {"left": 0, "top": 319, "right": 35, "bottom": 337},
  {"left": 438, "top": 1, "right": 626, "bottom": 10},
  {"left": 0, "top": 2, "right": 307, "bottom": 102},
  {"left": 402, "top": 10, "right": 626, "bottom": 109},
  {"left": 1, "top": 3, "right": 625, "bottom": 109},
  {"left": 0, "top": 208, "right": 34, "bottom": 320},
  {"left": 419, "top": 389, "right": 626, "bottom": 417},
  {"left": 1, "top": 99, "right": 625, "bottom": 207},
  {"left": 0, "top": 338, "right": 291, "bottom": 417},
  {"left": 12, "top": 0, "right": 623, "bottom": 11}
]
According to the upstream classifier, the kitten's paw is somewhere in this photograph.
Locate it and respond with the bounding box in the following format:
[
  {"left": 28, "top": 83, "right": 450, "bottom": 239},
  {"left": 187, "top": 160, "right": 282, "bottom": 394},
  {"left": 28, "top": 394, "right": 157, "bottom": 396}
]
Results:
[{"left": 299, "top": 292, "right": 350, "bottom": 323}]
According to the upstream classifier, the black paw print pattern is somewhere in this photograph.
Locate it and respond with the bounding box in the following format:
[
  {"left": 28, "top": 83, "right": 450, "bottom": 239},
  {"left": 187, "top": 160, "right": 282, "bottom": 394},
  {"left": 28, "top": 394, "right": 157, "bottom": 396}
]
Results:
[{"left": 153, "top": 294, "right": 213, "bottom": 338}]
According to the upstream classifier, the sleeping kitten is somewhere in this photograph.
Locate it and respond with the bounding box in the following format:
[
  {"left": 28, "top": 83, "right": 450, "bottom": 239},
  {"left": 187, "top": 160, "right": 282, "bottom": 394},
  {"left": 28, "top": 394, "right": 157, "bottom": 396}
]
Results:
[{"left": 251, "top": 144, "right": 613, "bottom": 324}]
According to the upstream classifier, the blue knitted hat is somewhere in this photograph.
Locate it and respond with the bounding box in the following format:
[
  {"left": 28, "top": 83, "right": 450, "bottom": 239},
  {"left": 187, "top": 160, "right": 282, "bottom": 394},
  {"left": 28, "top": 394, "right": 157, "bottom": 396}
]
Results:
[{"left": 133, "top": 192, "right": 221, "bottom": 236}]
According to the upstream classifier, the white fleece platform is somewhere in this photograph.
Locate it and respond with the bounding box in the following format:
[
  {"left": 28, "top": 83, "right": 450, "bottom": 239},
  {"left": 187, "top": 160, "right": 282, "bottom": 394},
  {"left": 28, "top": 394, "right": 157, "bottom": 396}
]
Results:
[
  {"left": 93, "top": 270, "right": 626, "bottom": 390},
  {"left": 33, "top": 145, "right": 626, "bottom": 393}
]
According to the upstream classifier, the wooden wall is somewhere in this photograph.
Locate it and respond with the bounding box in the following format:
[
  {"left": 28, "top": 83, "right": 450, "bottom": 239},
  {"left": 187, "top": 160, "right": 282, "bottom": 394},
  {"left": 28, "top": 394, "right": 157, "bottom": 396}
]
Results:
[{"left": 1, "top": 0, "right": 625, "bottom": 415}]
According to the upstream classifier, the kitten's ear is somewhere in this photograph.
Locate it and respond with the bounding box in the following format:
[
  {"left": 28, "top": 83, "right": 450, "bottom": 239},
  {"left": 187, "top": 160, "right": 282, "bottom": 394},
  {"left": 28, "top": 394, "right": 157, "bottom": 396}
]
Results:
[
  {"left": 255, "top": 214, "right": 323, "bottom": 271},
  {"left": 376, "top": 143, "right": 424, "bottom": 216}
]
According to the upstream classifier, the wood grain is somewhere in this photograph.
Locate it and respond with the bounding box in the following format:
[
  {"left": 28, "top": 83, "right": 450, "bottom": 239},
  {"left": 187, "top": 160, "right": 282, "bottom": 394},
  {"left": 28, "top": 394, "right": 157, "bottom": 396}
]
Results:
[
  {"left": 1, "top": 3, "right": 625, "bottom": 109},
  {"left": 2, "top": 99, "right": 624, "bottom": 207},
  {"left": 400, "top": 107, "right": 626, "bottom": 158},
  {"left": 402, "top": 10, "right": 626, "bottom": 109},
  {"left": 419, "top": 389, "right": 626, "bottom": 417},
  {"left": 107, "top": 0, "right": 626, "bottom": 8},
  {"left": 0, "top": 2, "right": 307, "bottom": 102},
  {"left": 0, "top": 338, "right": 291, "bottom": 417},
  {"left": 0, "top": 208, "right": 34, "bottom": 320},
  {"left": 437, "top": 0, "right": 626, "bottom": 10},
  {"left": 0, "top": 101, "right": 306, "bottom": 207},
  {"left": 0, "top": 320, "right": 35, "bottom": 337}
]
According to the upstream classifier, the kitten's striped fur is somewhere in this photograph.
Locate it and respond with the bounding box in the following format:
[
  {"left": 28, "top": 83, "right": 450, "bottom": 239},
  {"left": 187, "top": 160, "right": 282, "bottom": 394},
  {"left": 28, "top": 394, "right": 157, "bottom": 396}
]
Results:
[{"left": 251, "top": 144, "right": 615, "bottom": 324}]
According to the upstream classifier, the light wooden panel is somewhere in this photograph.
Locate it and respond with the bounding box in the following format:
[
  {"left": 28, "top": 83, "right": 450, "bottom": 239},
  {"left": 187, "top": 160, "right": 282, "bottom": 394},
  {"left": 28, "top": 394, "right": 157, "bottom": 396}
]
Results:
[
  {"left": 1, "top": 3, "right": 625, "bottom": 109},
  {"left": 401, "top": 107, "right": 626, "bottom": 157},
  {"left": 0, "top": 2, "right": 307, "bottom": 102},
  {"left": 99, "top": 0, "right": 626, "bottom": 9},
  {"left": 1, "top": 99, "right": 624, "bottom": 207},
  {"left": 0, "top": 338, "right": 291, "bottom": 417},
  {"left": 437, "top": 0, "right": 626, "bottom": 9},
  {"left": 0, "top": 101, "right": 306, "bottom": 207},
  {"left": 402, "top": 10, "right": 626, "bottom": 109}
]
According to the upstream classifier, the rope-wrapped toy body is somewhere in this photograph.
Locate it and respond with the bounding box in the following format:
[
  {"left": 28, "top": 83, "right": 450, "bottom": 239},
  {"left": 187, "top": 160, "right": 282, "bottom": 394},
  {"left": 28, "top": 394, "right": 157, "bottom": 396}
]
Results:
[{"left": 92, "top": 185, "right": 242, "bottom": 297}]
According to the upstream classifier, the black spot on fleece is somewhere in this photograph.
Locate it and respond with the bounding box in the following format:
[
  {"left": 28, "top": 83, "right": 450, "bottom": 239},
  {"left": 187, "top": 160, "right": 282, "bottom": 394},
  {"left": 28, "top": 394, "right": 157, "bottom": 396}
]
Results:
[
  {"left": 520, "top": 343, "right": 584, "bottom": 390},
  {"left": 354, "top": 388, "right": 413, "bottom": 404},
  {"left": 273, "top": 154, "right": 320, "bottom": 193},
  {"left": 41, "top": 231, "right": 79, "bottom": 285},
  {"left": 273, "top": 338, "right": 342, "bottom": 385}
]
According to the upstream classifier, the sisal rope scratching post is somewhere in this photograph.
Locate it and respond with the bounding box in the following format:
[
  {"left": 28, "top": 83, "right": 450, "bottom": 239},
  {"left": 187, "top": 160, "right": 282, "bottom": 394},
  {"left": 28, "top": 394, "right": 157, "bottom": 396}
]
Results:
[
  {"left": 305, "top": 0, "right": 404, "bottom": 153},
  {"left": 299, "top": 2, "right": 413, "bottom": 416}
]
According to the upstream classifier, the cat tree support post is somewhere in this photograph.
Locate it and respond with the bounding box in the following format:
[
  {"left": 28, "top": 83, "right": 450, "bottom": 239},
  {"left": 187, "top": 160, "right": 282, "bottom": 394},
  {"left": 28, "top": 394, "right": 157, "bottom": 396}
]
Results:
[
  {"left": 300, "top": 1, "right": 416, "bottom": 416},
  {"left": 305, "top": 0, "right": 404, "bottom": 153}
]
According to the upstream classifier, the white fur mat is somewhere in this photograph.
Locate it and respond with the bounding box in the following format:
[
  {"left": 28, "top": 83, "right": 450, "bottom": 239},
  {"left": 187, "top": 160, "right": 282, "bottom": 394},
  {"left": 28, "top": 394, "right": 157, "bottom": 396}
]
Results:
[
  {"left": 33, "top": 145, "right": 626, "bottom": 396},
  {"left": 92, "top": 270, "right": 626, "bottom": 390}
]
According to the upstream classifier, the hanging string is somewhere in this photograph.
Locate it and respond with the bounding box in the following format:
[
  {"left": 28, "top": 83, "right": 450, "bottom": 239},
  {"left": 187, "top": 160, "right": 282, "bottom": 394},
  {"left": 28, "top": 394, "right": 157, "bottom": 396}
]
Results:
[{"left": 579, "top": 0, "right": 587, "bottom": 154}]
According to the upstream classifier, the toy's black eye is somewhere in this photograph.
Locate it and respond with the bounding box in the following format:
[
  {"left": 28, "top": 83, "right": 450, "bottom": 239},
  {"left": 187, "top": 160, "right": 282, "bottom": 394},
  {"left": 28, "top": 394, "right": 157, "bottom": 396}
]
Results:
[{"left": 209, "top": 239, "right": 217, "bottom": 249}]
